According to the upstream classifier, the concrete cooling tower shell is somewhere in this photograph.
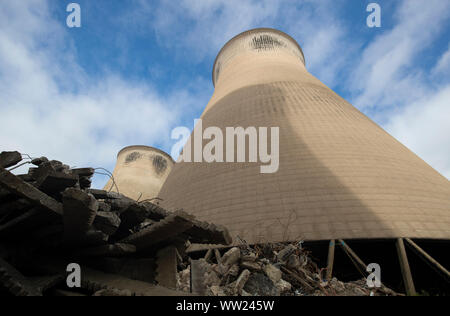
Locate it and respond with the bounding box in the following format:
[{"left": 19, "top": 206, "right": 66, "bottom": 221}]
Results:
[
  {"left": 104, "top": 146, "right": 174, "bottom": 201},
  {"left": 158, "top": 28, "right": 450, "bottom": 244}
]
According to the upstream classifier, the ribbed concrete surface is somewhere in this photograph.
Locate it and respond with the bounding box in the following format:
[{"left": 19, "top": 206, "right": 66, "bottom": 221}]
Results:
[
  {"left": 104, "top": 146, "right": 174, "bottom": 201},
  {"left": 159, "top": 28, "right": 450, "bottom": 244}
]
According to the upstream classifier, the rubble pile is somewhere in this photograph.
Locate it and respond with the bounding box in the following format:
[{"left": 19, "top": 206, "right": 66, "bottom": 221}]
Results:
[
  {"left": 0, "top": 151, "right": 232, "bottom": 296},
  {"left": 180, "top": 242, "right": 400, "bottom": 296}
]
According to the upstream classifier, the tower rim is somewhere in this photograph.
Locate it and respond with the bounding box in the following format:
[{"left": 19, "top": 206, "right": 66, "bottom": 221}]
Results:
[
  {"left": 212, "top": 27, "right": 306, "bottom": 87},
  {"left": 117, "top": 145, "right": 175, "bottom": 163}
]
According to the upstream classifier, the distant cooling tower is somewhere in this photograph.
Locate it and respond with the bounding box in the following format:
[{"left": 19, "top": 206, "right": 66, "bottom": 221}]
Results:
[
  {"left": 158, "top": 28, "right": 450, "bottom": 244},
  {"left": 104, "top": 146, "right": 174, "bottom": 201}
]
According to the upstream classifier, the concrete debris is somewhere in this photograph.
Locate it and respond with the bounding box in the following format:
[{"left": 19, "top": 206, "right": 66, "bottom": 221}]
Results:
[
  {"left": 244, "top": 272, "right": 280, "bottom": 296},
  {"left": 93, "top": 211, "right": 121, "bottom": 235},
  {"left": 0, "top": 151, "right": 232, "bottom": 296},
  {"left": 234, "top": 269, "right": 251, "bottom": 295},
  {"left": 221, "top": 247, "right": 241, "bottom": 267},
  {"left": 0, "top": 151, "right": 402, "bottom": 297},
  {"left": 276, "top": 279, "right": 292, "bottom": 294},
  {"left": 155, "top": 246, "right": 178, "bottom": 289},
  {"left": 0, "top": 166, "right": 63, "bottom": 215},
  {"left": 177, "top": 268, "right": 190, "bottom": 293},
  {"left": 31, "top": 157, "right": 49, "bottom": 167},
  {"left": 0, "top": 151, "right": 22, "bottom": 169},
  {"left": 0, "top": 257, "right": 42, "bottom": 296},
  {"left": 263, "top": 264, "right": 282, "bottom": 284},
  {"left": 177, "top": 241, "right": 401, "bottom": 297},
  {"left": 277, "top": 244, "right": 297, "bottom": 263},
  {"left": 241, "top": 261, "right": 262, "bottom": 272},
  {"left": 190, "top": 259, "right": 209, "bottom": 295},
  {"left": 207, "top": 285, "right": 226, "bottom": 296},
  {"left": 62, "top": 188, "right": 98, "bottom": 242}
]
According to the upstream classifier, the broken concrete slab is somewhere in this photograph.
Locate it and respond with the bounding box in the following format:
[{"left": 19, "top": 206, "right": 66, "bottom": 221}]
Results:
[
  {"left": 221, "top": 247, "right": 241, "bottom": 267},
  {"left": 97, "top": 201, "right": 112, "bottom": 213},
  {"left": 31, "top": 157, "right": 48, "bottom": 167},
  {"left": 47, "top": 160, "right": 70, "bottom": 174},
  {"left": 120, "top": 211, "right": 195, "bottom": 251},
  {"left": 243, "top": 272, "right": 279, "bottom": 296},
  {"left": 87, "top": 189, "right": 123, "bottom": 200},
  {"left": 276, "top": 279, "right": 292, "bottom": 294},
  {"left": 33, "top": 162, "right": 57, "bottom": 184},
  {"left": 226, "top": 264, "right": 240, "bottom": 278},
  {"left": 105, "top": 197, "right": 136, "bottom": 212},
  {"left": 214, "top": 249, "right": 222, "bottom": 264},
  {"left": 242, "top": 252, "right": 257, "bottom": 262},
  {"left": 93, "top": 211, "right": 121, "bottom": 235},
  {"left": 71, "top": 168, "right": 95, "bottom": 177},
  {"left": 62, "top": 188, "right": 98, "bottom": 241},
  {"left": 286, "top": 254, "right": 302, "bottom": 269},
  {"left": 241, "top": 261, "right": 262, "bottom": 272},
  {"left": 79, "top": 176, "right": 92, "bottom": 189},
  {"left": 185, "top": 220, "right": 232, "bottom": 245},
  {"left": 37, "top": 171, "right": 79, "bottom": 196},
  {"left": 204, "top": 249, "right": 213, "bottom": 262},
  {"left": 235, "top": 269, "right": 251, "bottom": 295},
  {"left": 264, "top": 264, "right": 282, "bottom": 284},
  {"left": 80, "top": 267, "right": 190, "bottom": 296},
  {"left": 277, "top": 244, "right": 297, "bottom": 263},
  {"left": 0, "top": 167, "right": 63, "bottom": 215},
  {"left": 0, "top": 257, "right": 42, "bottom": 296},
  {"left": 16, "top": 174, "right": 34, "bottom": 182},
  {"left": 156, "top": 246, "right": 178, "bottom": 289},
  {"left": 0, "top": 151, "right": 22, "bottom": 168},
  {"left": 118, "top": 204, "right": 148, "bottom": 232},
  {"left": 190, "top": 259, "right": 208, "bottom": 295},
  {"left": 140, "top": 202, "right": 168, "bottom": 220}
]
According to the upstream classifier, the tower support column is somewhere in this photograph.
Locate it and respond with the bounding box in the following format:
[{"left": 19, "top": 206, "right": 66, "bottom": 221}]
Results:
[
  {"left": 396, "top": 238, "right": 416, "bottom": 296},
  {"left": 326, "top": 240, "right": 335, "bottom": 281}
]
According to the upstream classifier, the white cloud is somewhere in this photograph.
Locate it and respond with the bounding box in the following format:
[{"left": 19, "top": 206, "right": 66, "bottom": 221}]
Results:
[
  {"left": 148, "top": 0, "right": 282, "bottom": 61},
  {"left": 432, "top": 44, "right": 450, "bottom": 76},
  {"left": 349, "top": 0, "right": 450, "bottom": 109},
  {"left": 280, "top": 0, "right": 354, "bottom": 87},
  {"left": 0, "top": 1, "right": 182, "bottom": 188},
  {"left": 337, "top": 0, "right": 450, "bottom": 179}
]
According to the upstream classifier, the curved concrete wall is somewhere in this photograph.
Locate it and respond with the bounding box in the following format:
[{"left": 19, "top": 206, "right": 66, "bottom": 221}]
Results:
[
  {"left": 159, "top": 28, "right": 450, "bottom": 244},
  {"left": 104, "top": 146, "right": 174, "bottom": 201}
]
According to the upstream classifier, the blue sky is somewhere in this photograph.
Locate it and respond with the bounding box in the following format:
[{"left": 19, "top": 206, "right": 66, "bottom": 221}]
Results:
[{"left": 0, "top": 0, "right": 449, "bottom": 188}]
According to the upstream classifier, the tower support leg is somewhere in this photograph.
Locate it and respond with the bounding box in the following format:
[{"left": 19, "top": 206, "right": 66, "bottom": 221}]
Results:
[
  {"left": 404, "top": 238, "right": 450, "bottom": 283},
  {"left": 396, "top": 238, "right": 416, "bottom": 296},
  {"left": 338, "top": 239, "right": 367, "bottom": 276},
  {"left": 326, "top": 240, "right": 335, "bottom": 281}
]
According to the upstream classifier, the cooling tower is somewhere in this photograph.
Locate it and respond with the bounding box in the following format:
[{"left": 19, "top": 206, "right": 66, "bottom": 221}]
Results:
[
  {"left": 158, "top": 28, "right": 450, "bottom": 244},
  {"left": 104, "top": 146, "right": 174, "bottom": 201}
]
